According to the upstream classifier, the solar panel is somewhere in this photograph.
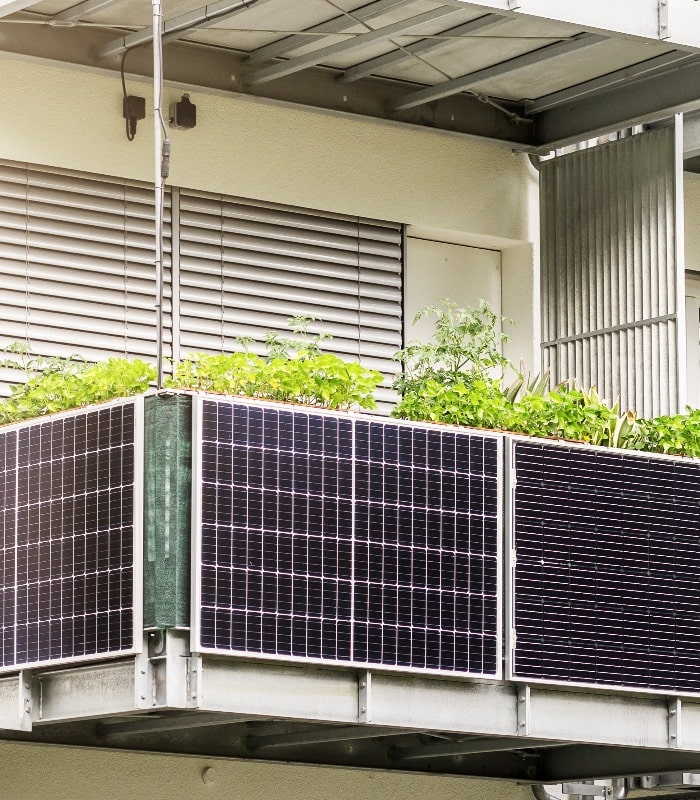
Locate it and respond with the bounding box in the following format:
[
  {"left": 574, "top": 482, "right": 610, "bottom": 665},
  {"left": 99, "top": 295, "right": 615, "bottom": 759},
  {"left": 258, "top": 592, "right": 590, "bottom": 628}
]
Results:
[
  {"left": 194, "top": 397, "right": 501, "bottom": 677},
  {"left": 0, "top": 399, "right": 143, "bottom": 671},
  {"left": 353, "top": 420, "right": 499, "bottom": 673},
  {"left": 510, "top": 439, "right": 700, "bottom": 694}
]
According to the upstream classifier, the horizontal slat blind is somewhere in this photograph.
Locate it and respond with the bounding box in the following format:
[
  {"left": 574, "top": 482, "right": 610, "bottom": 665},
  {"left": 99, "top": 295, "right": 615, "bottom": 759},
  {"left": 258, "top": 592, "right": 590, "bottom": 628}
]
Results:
[
  {"left": 177, "top": 190, "right": 403, "bottom": 407},
  {"left": 0, "top": 161, "right": 171, "bottom": 396}
]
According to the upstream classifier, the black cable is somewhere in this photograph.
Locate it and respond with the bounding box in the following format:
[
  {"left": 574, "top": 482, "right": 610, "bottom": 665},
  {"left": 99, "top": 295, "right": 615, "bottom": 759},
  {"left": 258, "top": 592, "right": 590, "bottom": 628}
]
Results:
[{"left": 121, "top": 46, "right": 136, "bottom": 141}]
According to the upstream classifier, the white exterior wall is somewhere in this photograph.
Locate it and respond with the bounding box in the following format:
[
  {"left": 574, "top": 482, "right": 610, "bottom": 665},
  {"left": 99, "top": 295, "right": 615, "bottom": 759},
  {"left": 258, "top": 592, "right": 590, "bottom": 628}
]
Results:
[
  {"left": 0, "top": 57, "right": 539, "bottom": 370},
  {"left": 0, "top": 57, "right": 539, "bottom": 798}
]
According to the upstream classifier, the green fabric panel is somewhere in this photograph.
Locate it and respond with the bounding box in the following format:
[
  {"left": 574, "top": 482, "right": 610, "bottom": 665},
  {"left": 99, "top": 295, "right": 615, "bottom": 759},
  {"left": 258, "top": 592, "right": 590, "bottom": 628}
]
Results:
[{"left": 143, "top": 394, "right": 192, "bottom": 629}]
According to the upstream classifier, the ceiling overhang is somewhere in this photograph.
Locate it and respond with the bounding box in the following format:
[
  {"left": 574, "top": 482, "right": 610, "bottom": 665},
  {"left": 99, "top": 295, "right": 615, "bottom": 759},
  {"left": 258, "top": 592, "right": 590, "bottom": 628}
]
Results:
[{"left": 1, "top": 0, "right": 700, "bottom": 153}]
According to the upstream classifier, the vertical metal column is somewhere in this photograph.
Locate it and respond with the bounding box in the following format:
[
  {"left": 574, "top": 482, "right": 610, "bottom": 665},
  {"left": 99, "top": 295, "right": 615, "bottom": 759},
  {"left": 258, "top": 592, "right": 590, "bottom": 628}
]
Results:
[{"left": 540, "top": 120, "right": 686, "bottom": 417}]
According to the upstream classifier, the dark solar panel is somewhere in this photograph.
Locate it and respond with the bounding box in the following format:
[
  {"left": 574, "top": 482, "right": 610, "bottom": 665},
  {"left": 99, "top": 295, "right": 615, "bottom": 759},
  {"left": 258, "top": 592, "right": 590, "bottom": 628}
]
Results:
[
  {"left": 197, "top": 398, "right": 501, "bottom": 677},
  {"left": 512, "top": 440, "right": 700, "bottom": 693},
  {"left": 353, "top": 420, "right": 499, "bottom": 673},
  {"left": 0, "top": 401, "right": 139, "bottom": 669}
]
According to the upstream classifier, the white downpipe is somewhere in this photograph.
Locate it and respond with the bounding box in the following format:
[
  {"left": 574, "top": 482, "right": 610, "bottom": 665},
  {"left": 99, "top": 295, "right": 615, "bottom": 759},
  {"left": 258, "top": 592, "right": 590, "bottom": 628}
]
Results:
[{"left": 153, "top": 0, "right": 165, "bottom": 389}]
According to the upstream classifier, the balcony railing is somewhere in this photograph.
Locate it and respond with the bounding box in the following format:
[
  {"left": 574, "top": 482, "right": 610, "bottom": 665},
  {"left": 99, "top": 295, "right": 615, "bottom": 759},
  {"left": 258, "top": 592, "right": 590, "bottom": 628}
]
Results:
[{"left": 0, "top": 392, "right": 699, "bottom": 781}]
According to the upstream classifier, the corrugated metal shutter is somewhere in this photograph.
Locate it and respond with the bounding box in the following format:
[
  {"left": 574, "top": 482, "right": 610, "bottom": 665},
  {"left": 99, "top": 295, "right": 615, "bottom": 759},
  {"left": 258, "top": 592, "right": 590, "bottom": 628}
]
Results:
[
  {"left": 0, "top": 161, "right": 171, "bottom": 395},
  {"left": 540, "top": 122, "right": 686, "bottom": 417},
  {"left": 177, "top": 189, "right": 403, "bottom": 406}
]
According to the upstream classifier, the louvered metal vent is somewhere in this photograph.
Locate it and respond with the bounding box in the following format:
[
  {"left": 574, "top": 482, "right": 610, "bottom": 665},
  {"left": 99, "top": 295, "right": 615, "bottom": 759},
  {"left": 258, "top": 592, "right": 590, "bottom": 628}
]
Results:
[
  {"left": 0, "top": 399, "right": 143, "bottom": 670},
  {"left": 192, "top": 396, "right": 501, "bottom": 677},
  {"left": 510, "top": 439, "right": 700, "bottom": 693}
]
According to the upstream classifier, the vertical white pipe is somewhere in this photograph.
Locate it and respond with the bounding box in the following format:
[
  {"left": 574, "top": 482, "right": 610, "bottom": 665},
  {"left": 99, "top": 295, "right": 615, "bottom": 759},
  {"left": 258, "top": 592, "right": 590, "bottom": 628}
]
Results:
[{"left": 153, "top": 0, "right": 164, "bottom": 389}]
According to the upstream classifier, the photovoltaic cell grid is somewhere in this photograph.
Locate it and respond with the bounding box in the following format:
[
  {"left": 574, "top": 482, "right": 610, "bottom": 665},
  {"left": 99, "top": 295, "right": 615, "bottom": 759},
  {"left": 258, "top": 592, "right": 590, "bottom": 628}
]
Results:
[
  {"left": 512, "top": 441, "right": 700, "bottom": 693},
  {"left": 197, "top": 398, "right": 500, "bottom": 676},
  {"left": 0, "top": 403, "right": 137, "bottom": 669}
]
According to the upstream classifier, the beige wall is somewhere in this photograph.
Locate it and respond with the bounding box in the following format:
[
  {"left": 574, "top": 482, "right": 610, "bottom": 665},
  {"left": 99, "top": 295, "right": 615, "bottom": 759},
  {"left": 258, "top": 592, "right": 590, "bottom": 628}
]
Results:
[
  {"left": 0, "top": 741, "right": 534, "bottom": 800},
  {"left": 0, "top": 58, "right": 539, "bottom": 368},
  {"left": 0, "top": 59, "right": 536, "bottom": 243}
]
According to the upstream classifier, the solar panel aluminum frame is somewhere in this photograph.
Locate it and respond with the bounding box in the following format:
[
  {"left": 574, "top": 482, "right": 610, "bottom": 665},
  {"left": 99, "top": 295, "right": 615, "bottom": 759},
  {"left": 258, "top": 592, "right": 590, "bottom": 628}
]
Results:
[
  {"left": 505, "top": 433, "right": 700, "bottom": 698},
  {"left": 0, "top": 396, "right": 144, "bottom": 674},
  {"left": 190, "top": 394, "right": 504, "bottom": 681}
]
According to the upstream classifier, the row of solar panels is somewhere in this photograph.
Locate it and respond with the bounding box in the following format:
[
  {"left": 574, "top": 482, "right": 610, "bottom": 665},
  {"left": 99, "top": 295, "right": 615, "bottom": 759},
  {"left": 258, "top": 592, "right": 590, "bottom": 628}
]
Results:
[{"left": 1, "top": 394, "right": 699, "bottom": 696}]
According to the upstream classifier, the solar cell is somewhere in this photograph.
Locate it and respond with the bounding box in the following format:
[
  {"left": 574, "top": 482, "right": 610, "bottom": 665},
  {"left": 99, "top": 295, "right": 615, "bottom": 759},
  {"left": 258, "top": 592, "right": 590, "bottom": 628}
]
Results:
[
  {"left": 511, "top": 440, "right": 700, "bottom": 693},
  {"left": 0, "top": 400, "right": 141, "bottom": 670},
  {"left": 195, "top": 397, "right": 501, "bottom": 677}
]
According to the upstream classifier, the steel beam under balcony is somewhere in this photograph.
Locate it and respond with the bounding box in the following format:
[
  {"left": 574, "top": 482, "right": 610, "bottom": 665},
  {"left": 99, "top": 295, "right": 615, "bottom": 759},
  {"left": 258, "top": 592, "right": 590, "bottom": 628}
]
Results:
[
  {"left": 533, "top": 56, "right": 700, "bottom": 148},
  {"left": 96, "top": 713, "right": 255, "bottom": 738},
  {"left": 392, "top": 736, "right": 564, "bottom": 761},
  {"left": 390, "top": 31, "right": 605, "bottom": 112},
  {"left": 338, "top": 13, "right": 508, "bottom": 84},
  {"left": 0, "top": 0, "right": 41, "bottom": 16},
  {"left": 246, "top": 0, "right": 407, "bottom": 65},
  {"left": 244, "top": 5, "right": 464, "bottom": 86},
  {"left": 525, "top": 51, "right": 696, "bottom": 115},
  {"left": 247, "top": 725, "right": 406, "bottom": 751},
  {"left": 98, "top": 0, "right": 275, "bottom": 59},
  {"left": 52, "top": 0, "right": 118, "bottom": 22}
]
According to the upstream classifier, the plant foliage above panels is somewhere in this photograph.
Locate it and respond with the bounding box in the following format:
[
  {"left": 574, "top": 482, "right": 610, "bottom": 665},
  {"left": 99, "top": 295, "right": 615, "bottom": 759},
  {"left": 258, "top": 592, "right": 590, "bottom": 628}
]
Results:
[
  {"left": 393, "top": 300, "right": 511, "bottom": 398},
  {"left": 0, "top": 344, "right": 155, "bottom": 425},
  {"left": 168, "top": 316, "right": 383, "bottom": 411}
]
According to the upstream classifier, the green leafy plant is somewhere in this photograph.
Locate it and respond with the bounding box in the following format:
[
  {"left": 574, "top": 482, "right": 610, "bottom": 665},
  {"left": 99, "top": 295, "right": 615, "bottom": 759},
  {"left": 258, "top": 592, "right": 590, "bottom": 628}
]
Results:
[
  {"left": 393, "top": 300, "right": 511, "bottom": 398},
  {"left": 0, "top": 344, "right": 155, "bottom": 424},
  {"left": 168, "top": 316, "right": 382, "bottom": 411},
  {"left": 630, "top": 408, "right": 700, "bottom": 457}
]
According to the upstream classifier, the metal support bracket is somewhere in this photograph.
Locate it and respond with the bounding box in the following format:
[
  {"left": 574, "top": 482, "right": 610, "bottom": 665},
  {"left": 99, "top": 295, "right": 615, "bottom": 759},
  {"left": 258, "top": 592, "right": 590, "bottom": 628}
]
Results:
[
  {"left": 143, "top": 629, "right": 195, "bottom": 710},
  {"left": 358, "top": 670, "right": 372, "bottom": 723},
  {"left": 517, "top": 683, "right": 531, "bottom": 736},
  {"left": 659, "top": 0, "right": 670, "bottom": 39},
  {"left": 669, "top": 698, "right": 682, "bottom": 749},
  {"left": 562, "top": 783, "right": 611, "bottom": 797},
  {"left": 17, "top": 670, "right": 33, "bottom": 732}
]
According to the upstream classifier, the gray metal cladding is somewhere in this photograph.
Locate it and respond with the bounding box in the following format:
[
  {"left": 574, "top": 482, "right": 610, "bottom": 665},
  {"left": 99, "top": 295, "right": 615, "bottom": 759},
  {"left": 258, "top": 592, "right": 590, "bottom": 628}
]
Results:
[{"left": 540, "top": 125, "right": 685, "bottom": 417}]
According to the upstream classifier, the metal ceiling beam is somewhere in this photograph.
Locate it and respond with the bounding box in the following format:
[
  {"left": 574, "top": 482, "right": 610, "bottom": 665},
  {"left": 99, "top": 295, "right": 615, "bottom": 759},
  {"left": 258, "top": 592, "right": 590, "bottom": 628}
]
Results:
[
  {"left": 244, "top": 5, "right": 465, "bottom": 87},
  {"left": 98, "top": 0, "right": 275, "bottom": 59},
  {"left": 390, "top": 31, "right": 605, "bottom": 112},
  {"left": 533, "top": 56, "right": 700, "bottom": 148},
  {"left": 525, "top": 51, "right": 696, "bottom": 114},
  {"left": 0, "top": 0, "right": 42, "bottom": 16},
  {"left": 540, "top": 745, "right": 700, "bottom": 783},
  {"left": 248, "top": 725, "right": 406, "bottom": 751},
  {"left": 338, "top": 12, "right": 508, "bottom": 84},
  {"left": 392, "top": 736, "right": 563, "bottom": 762},
  {"left": 52, "top": 0, "right": 117, "bottom": 22},
  {"left": 96, "top": 713, "right": 256, "bottom": 738},
  {"left": 418, "top": 0, "right": 700, "bottom": 52},
  {"left": 246, "top": 0, "right": 407, "bottom": 65}
]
